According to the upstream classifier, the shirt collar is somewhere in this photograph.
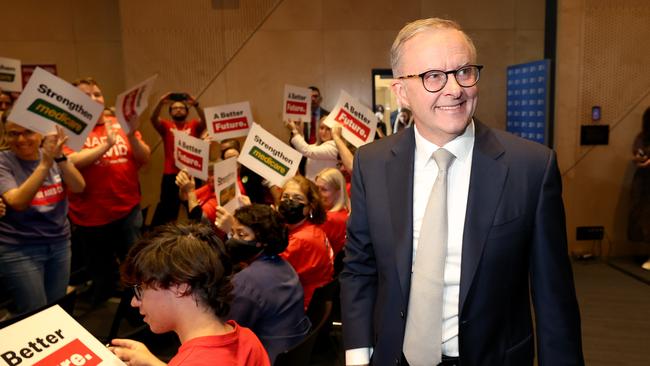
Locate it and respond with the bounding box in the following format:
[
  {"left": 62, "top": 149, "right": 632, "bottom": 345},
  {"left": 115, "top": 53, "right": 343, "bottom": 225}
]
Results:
[{"left": 414, "top": 120, "right": 475, "bottom": 166}]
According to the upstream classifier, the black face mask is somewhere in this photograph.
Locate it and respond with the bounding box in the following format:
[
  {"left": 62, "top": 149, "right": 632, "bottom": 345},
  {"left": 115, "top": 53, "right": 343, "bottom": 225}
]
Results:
[
  {"left": 279, "top": 199, "right": 307, "bottom": 225},
  {"left": 225, "top": 238, "right": 263, "bottom": 263}
]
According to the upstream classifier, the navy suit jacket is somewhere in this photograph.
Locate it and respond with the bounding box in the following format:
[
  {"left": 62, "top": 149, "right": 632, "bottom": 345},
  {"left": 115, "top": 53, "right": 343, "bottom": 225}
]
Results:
[{"left": 340, "top": 120, "right": 584, "bottom": 366}]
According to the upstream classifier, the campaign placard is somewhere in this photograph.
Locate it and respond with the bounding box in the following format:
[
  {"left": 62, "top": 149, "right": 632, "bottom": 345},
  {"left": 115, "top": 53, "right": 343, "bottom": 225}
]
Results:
[
  {"left": 174, "top": 130, "right": 210, "bottom": 180},
  {"left": 0, "top": 57, "right": 22, "bottom": 92},
  {"left": 213, "top": 157, "right": 240, "bottom": 213},
  {"left": 238, "top": 122, "right": 302, "bottom": 187},
  {"left": 323, "top": 90, "right": 377, "bottom": 147},
  {"left": 115, "top": 74, "right": 158, "bottom": 134},
  {"left": 6, "top": 67, "right": 103, "bottom": 151},
  {"left": 204, "top": 101, "right": 253, "bottom": 140},
  {"left": 0, "top": 305, "right": 125, "bottom": 366},
  {"left": 282, "top": 84, "right": 311, "bottom": 123}
]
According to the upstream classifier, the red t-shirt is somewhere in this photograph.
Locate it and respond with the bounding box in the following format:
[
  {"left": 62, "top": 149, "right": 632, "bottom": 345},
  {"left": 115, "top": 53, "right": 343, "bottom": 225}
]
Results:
[
  {"left": 320, "top": 209, "right": 349, "bottom": 256},
  {"left": 160, "top": 119, "right": 203, "bottom": 174},
  {"left": 66, "top": 117, "right": 146, "bottom": 226},
  {"left": 168, "top": 320, "right": 270, "bottom": 366},
  {"left": 281, "top": 221, "right": 334, "bottom": 309}
]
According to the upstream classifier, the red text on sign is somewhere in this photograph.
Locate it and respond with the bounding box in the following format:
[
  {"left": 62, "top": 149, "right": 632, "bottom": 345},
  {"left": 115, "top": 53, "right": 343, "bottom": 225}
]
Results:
[{"left": 335, "top": 109, "right": 369, "bottom": 140}]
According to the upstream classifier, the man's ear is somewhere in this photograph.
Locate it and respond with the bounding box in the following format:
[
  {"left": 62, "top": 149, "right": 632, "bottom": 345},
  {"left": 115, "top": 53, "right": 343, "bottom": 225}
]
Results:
[
  {"left": 172, "top": 283, "right": 191, "bottom": 297},
  {"left": 391, "top": 80, "right": 410, "bottom": 110}
]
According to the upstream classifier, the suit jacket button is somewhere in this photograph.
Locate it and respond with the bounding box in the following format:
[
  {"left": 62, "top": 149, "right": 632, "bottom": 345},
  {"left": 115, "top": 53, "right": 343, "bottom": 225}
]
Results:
[
  {"left": 395, "top": 357, "right": 401, "bottom": 365},
  {"left": 400, "top": 311, "right": 405, "bottom": 318}
]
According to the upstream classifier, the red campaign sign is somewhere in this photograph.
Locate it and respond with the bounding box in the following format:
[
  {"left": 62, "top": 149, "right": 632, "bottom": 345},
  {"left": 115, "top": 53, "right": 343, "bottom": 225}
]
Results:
[
  {"left": 31, "top": 182, "right": 64, "bottom": 206},
  {"left": 178, "top": 148, "right": 204, "bottom": 170},
  {"left": 285, "top": 100, "right": 307, "bottom": 115},
  {"left": 212, "top": 117, "right": 249, "bottom": 133},
  {"left": 335, "top": 109, "right": 370, "bottom": 140},
  {"left": 33, "top": 338, "right": 101, "bottom": 366}
]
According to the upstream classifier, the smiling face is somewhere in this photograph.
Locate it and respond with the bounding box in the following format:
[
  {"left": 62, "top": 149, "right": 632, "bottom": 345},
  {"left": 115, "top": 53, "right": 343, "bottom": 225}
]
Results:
[
  {"left": 4, "top": 122, "right": 42, "bottom": 160},
  {"left": 391, "top": 28, "right": 478, "bottom": 146}
]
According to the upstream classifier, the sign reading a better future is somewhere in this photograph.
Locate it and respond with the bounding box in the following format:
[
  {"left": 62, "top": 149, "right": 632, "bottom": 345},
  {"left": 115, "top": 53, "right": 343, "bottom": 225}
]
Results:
[
  {"left": 7, "top": 67, "right": 103, "bottom": 151},
  {"left": 323, "top": 90, "right": 377, "bottom": 147},
  {"left": 204, "top": 101, "right": 253, "bottom": 141},
  {"left": 173, "top": 130, "right": 210, "bottom": 180}
]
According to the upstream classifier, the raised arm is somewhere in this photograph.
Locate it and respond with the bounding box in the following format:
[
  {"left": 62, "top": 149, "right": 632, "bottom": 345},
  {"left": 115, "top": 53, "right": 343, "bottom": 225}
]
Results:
[
  {"left": 187, "top": 94, "right": 207, "bottom": 136},
  {"left": 128, "top": 130, "right": 151, "bottom": 165},
  {"left": 149, "top": 93, "right": 171, "bottom": 136},
  {"left": 332, "top": 124, "right": 354, "bottom": 173}
]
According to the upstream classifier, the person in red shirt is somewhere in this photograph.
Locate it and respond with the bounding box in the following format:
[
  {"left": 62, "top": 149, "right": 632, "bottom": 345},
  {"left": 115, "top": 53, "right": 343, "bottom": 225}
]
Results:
[
  {"left": 149, "top": 92, "right": 206, "bottom": 227},
  {"left": 315, "top": 167, "right": 350, "bottom": 258},
  {"left": 278, "top": 175, "right": 334, "bottom": 309},
  {"left": 110, "top": 223, "right": 270, "bottom": 366},
  {"left": 67, "top": 77, "right": 151, "bottom": 306}
]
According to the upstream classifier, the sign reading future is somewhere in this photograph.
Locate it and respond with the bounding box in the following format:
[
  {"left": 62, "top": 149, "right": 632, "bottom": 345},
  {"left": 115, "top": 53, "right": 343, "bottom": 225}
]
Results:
[
  {"left": 238, "top": 122, "right": 302, "bottom": 187},
  {"left": 173, "top": 130, "right": 210, "bottom": 180},
  {"left": 282, "top": 84, "right": 311, "bottom": 123},
  {"left": 204, "top": 101, "right": 253, "bottom": 141},
  {"left": 6, "top": 67, "right": 103, "bottom": 150},
  {"left": 323, "top": 90, "right": 377, "bottom": 147}
]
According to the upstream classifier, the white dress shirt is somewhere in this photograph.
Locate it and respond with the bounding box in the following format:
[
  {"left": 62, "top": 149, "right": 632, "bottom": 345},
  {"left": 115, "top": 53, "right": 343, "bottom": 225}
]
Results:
[{"left": 345, "top": 121, "right": 475, "bottom": 365}]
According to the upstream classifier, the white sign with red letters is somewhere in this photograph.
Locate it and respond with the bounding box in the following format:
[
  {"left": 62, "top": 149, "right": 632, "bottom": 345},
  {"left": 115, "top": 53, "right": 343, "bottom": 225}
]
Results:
[
  {"left": 322, "top": 90, "right": 377, "bottom": 147},
  {"left": 0, "top": 305, "right": 125, "bottom": 366},
  {"left": 204, "top": 101, "right": 253, "bottom": 141},
  {"left": 282, "top": 84, "right": 311, "bottom": 123},
  {"left": 174, "top": 130, "right": 210, "bottom": 180},
  {"left": 115, "top": 74, "right": 158, "bottom": 134}
]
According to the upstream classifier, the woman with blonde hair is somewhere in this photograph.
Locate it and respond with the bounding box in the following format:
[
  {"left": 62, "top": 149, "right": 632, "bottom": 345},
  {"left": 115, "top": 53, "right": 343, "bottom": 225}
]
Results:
[{"left": 315, "top": 167, "right": 350, "bottom": 257}]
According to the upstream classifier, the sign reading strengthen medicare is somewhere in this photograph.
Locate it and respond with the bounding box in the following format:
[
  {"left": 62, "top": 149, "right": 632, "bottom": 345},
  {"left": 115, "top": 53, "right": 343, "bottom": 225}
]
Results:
[
  {"left": 213, "top": 157, "right": 241, "bottom": 213},
  {"left": 173, "top": 130, "right": 210, "bottom": 180},
  {"left": 0, "top": 57, "right": 22, "bottom": 92},
  {"left": 204, "top": 101, "right": 253, "bottom": 140},
  {"left": 0, "top": 305, "right": 126, "bottom": 366},
  {"left": 7, "top": 67, "right": 103, "bottom": 151},
  {"left": 115, "top": 74, "right": 158, "bottom": 134},
  {"left": 238, "top": 123, "right": 302, "bottom": 187},
  {"left": 282, "top": 85, "right": 311, "bottom": 123},
  {"left": 323, "top": 90, "right": 376, "bottom": 147}
]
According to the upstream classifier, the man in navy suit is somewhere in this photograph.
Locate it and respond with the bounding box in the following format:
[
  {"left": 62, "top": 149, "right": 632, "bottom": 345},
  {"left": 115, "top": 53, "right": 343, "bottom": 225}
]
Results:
[{"left": 340, "top": 18, "right": 584, "bottom": 366}]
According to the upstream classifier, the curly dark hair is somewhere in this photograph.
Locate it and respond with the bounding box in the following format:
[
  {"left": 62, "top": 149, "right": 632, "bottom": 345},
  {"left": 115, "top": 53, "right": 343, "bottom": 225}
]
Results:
[
  {"left": 121, "top": 223, "right": 233, "bottom": 319},
  {"left": 283, "top": 175, "right": 327, "bottom": 225},
  {"left": 234, "top": 204, "right": 288, "bottom": 256}
]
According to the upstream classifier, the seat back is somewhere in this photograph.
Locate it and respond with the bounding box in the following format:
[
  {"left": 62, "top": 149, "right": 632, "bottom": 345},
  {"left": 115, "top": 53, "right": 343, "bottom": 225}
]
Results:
[{"left": 274, "top": 300, "right": 333, "bottom": 366}]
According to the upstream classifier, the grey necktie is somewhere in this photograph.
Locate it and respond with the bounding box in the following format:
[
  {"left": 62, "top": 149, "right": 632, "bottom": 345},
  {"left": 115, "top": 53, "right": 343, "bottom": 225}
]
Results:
[{"left": 403, "top": 148, "right": 455, "bottom": 366}]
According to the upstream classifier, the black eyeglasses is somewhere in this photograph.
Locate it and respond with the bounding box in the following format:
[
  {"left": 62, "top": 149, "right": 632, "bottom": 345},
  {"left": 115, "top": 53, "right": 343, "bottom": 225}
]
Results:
[
  {"left": 132, "top": 284, "right": 144, "bottom": 301},
  {"left": 397, "top": 64, "right": 483, "bottom": 93}
]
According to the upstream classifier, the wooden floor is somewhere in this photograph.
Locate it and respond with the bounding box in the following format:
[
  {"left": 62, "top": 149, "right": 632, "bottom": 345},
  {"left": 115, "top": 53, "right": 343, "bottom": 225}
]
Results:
[{"left": 573, "top": 259, "right": 650, "bottom": 366}]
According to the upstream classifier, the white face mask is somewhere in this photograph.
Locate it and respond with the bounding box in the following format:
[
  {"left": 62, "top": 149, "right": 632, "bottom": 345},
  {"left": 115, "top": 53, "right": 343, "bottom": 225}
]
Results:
[{"left": 375, "top": 111, "right": 383, "bottom": 121}]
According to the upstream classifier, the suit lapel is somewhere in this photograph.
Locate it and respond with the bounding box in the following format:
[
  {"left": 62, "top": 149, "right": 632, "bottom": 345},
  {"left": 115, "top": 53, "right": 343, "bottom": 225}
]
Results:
[
  {"left": 459, "top": 120, "right": 507, "bottom": 314},
  {"left": 386, "top": 129, "right": 415, "bottom": 304}
]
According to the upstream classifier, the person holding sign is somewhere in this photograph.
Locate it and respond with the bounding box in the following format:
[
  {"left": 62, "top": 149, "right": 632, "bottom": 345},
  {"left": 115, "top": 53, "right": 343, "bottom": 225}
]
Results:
[
  {"left": 315, "top": 167, "right": 350, "bottom": 259},
  {"left": 110, "top": 223, "right": 270, "bottom": 366},
  {"left": 150, "top": 92, "right": 206, "bottom": 227},
  {"left": 0, "top": 116, "right": 85, "bottom": 318},
  {"left": 213, "top": 204, "right": 311, "bottom": 364},
  {"left": 66, "top": 77, "right": 151, "bottom": 306},
  {"left": 286, "top": 117, "right": 339, "bottom": 181},
  {"left": 278, "top": 176, "right": 334, "bottom": 310}
]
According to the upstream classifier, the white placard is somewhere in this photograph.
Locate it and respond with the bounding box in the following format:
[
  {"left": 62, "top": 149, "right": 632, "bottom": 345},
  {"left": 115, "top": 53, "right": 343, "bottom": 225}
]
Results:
[
  {"left": 173, "top": 130, "right": 210, "bottom": 180},
  {"left": 6, "top": 67, "right": 103, "bottom": 151},
  {"left": 238, "top": 122, "right": 302, "bottom": 187},
  {"left": 115, "top": 74, "right": 158, "bottom": 133},
  {"left": 204, "top": 101, "right": 253, "bottom": 140},
  {"left": 0, "top": 305, "right": 125, "bottom": 365},
  {"left": 0, "top": 57, "right": 22, "bottom": 92},
  {"left": 213, "top": 157, "right": 240, "bottom": 213},
  {"left": 282, "top": 84, "right": 311, "bottom": 123},
  {"left": 322, "top": 90, "right": 377, "bottom": 147}
]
